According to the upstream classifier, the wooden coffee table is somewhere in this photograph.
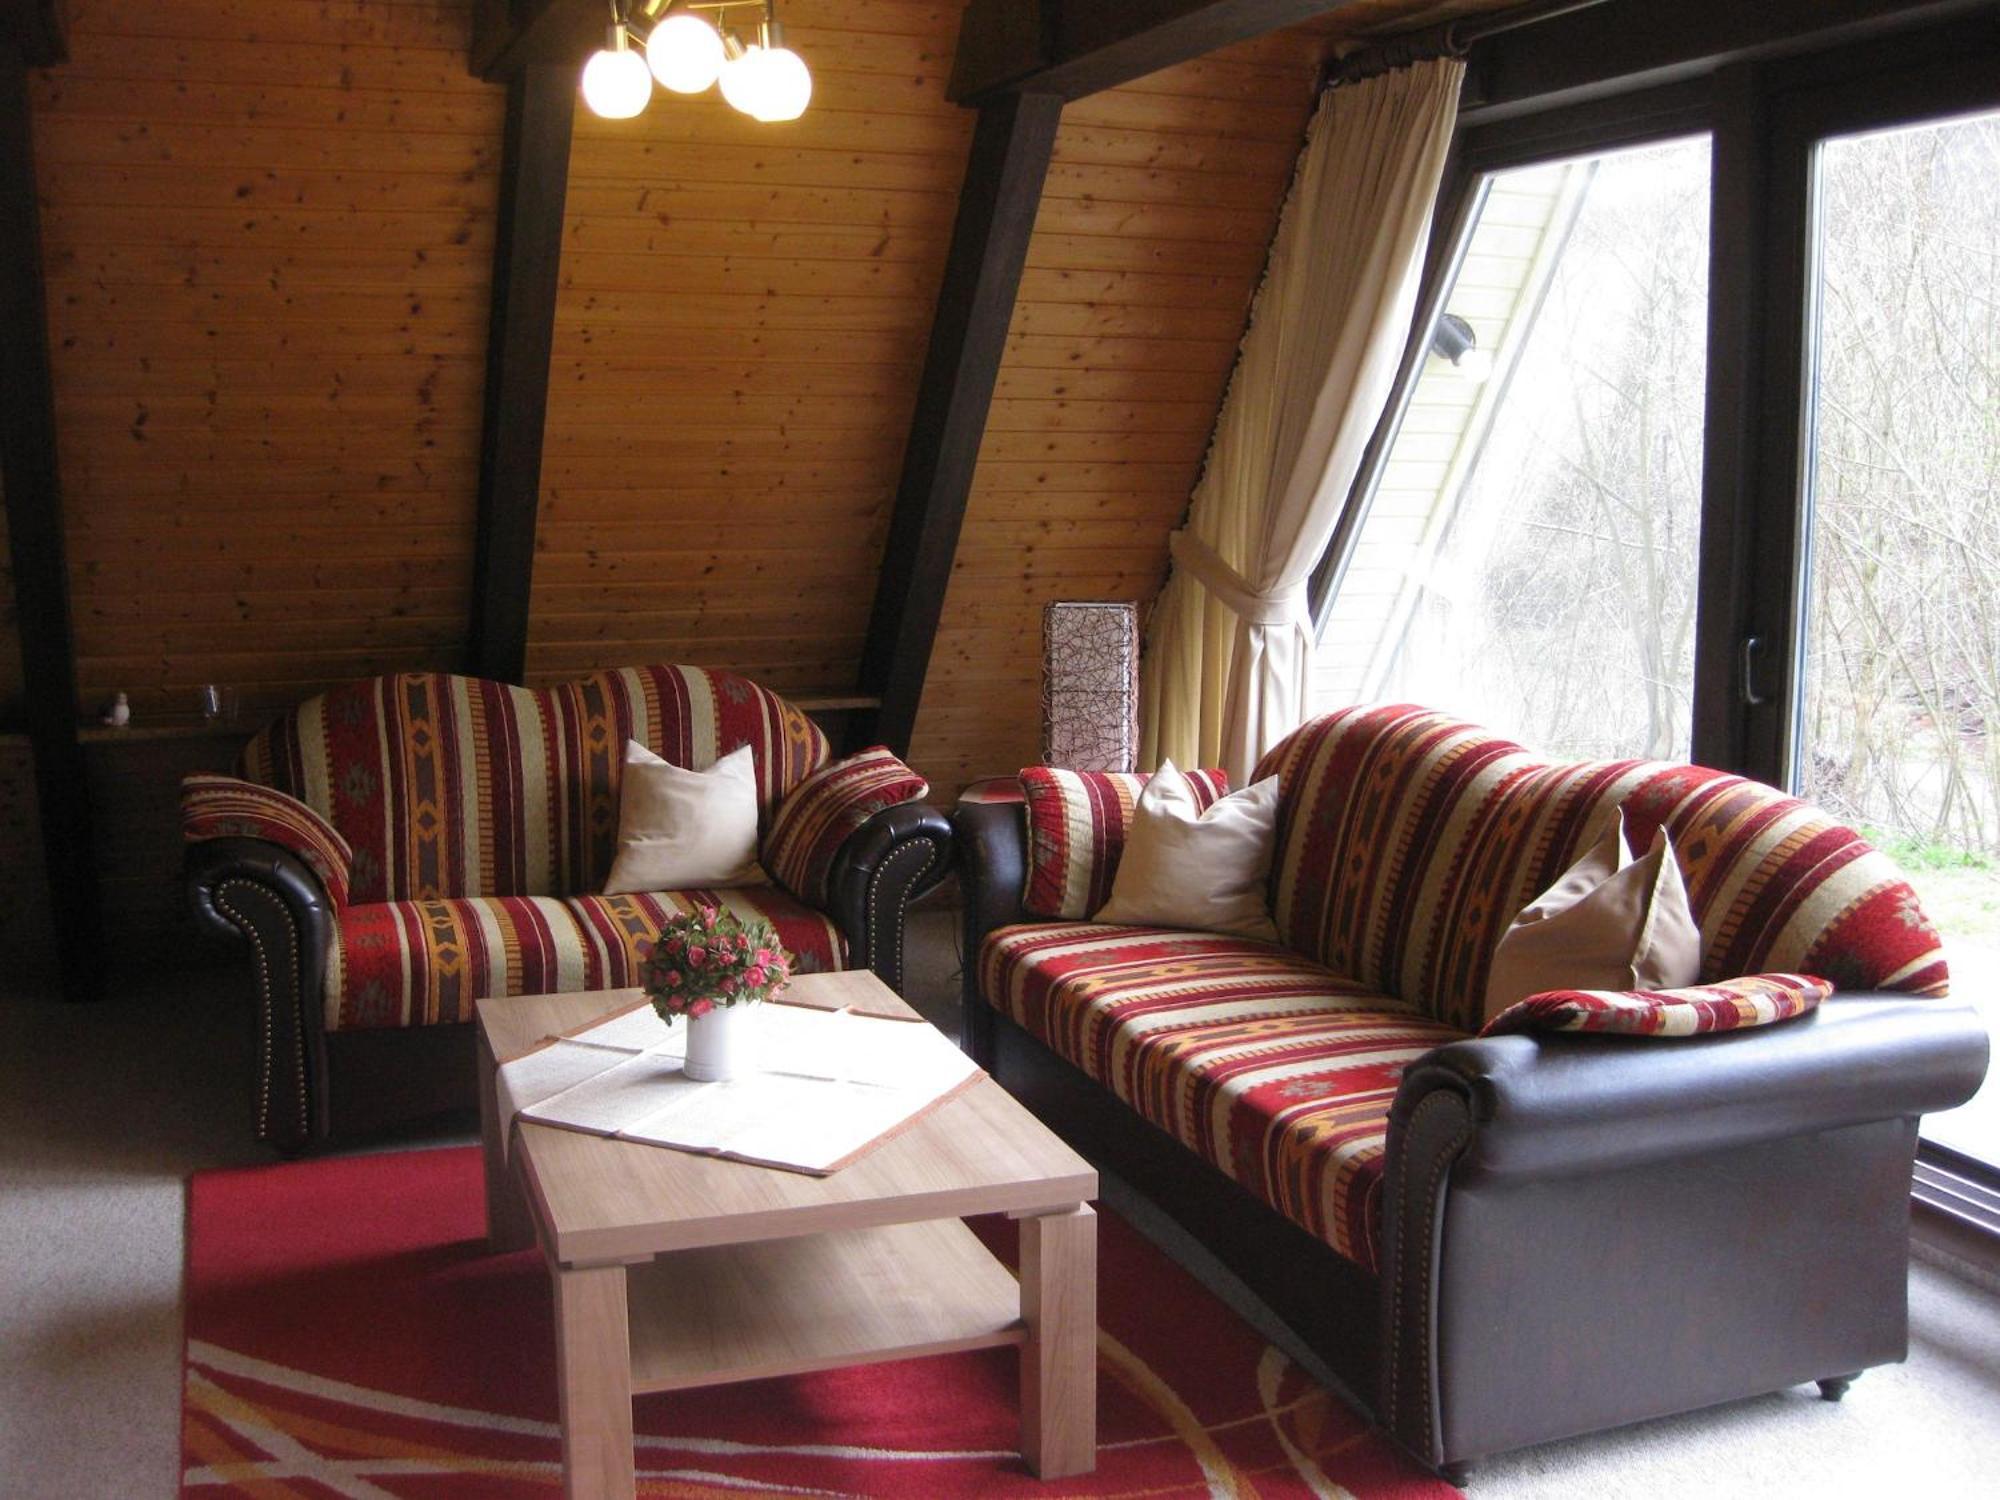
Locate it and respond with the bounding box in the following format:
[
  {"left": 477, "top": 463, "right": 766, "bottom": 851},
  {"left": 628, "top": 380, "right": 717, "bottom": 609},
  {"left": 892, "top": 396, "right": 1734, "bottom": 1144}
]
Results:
[{"left": 477, "top": 971, "right": 1100, "bottom": 1500}]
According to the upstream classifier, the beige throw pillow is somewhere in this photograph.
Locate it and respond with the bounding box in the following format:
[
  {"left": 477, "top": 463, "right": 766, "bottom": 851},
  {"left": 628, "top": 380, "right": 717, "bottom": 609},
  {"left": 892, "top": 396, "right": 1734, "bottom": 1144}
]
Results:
[
  {"left": 1482, "top": 809, "right": 1702, "bottom": 1024},
  {"left": 1094, "top": 760, "right": 1281, "bottom": 942},
  {"left": 603, "top": 741, "right": 764, "bottom": 895}
]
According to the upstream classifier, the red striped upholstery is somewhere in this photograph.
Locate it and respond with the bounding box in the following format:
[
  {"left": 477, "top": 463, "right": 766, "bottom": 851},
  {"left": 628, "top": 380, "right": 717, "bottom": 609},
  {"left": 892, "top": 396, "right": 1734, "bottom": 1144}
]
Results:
[
  {"left": 328, "top": 886, "right": 843, "bottom": 1030},
  {"left": 1483, "top": 973, "right": 1831, "bottom": 1039},
  {"left": 1255, "top": 705, "right": 1949, "bottom": 1033},
  {"left": 1020, "top": 766, "right": 1230, "bottom": 920},
  {"left": 763, "top": 746, "right": 929, "bottom": 907},
  {"left": 240, "top": 667, "right": 830, "bottom": 904},
  {"left": 982, "top": 922, "right": 1461, "bottom": 1269},
  {"left": 181, "top": 774, "right": 355, "bottom": 908}
]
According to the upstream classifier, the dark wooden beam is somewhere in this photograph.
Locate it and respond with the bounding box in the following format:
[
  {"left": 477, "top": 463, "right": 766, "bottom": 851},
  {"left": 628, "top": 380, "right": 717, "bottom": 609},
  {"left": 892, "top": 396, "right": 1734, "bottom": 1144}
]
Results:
[
  {"left": 466, "top": 64, "right": 574, "bottom": 684},
  {"left": 1, "top": 37, "right": 104, "bottom": 1001},
  {"left": 472, "top": 0, "right": 604, "bottom": 81},
  {"left": 1457, "top": 0, "right": 1996, "bottom": 124},
  {"left": 950, "top": 0, "right": 1353, "bottom": 103},
  {"left": 0, "top": 0, "right": 65, "bottom": 67},
  {"left": 858, "top": 91, "right": 1064, "bottom": 755}
]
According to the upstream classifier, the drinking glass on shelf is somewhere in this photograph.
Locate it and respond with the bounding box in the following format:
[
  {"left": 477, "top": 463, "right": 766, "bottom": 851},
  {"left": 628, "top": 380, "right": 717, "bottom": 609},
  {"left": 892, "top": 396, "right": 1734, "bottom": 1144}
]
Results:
[{"left": 198, "top": 685, "right": 240, "bottom": 723}]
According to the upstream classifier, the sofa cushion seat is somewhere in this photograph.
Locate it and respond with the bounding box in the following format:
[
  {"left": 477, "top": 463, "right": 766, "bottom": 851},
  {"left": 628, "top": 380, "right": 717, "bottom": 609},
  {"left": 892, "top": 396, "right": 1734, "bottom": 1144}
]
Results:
[
  {"left": 982, "top": 922, "right": 1463, "bottom": 1269},
  {"left": 328, "top": 887, "right": 844, "bottom": 1030}
]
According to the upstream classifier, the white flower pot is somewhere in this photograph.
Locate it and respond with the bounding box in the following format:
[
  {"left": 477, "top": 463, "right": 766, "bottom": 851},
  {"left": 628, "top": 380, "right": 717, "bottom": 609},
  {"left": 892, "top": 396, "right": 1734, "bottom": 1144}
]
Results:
[{"left": 683, "top": 1002, "right": 758, "bottom": 1082}]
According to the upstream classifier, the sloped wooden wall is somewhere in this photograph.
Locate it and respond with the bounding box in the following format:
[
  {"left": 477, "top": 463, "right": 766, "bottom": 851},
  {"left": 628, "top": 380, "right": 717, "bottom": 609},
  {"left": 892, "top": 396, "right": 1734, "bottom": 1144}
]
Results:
[
  {"left": 9, "top": 0, "right": 1487, "bottom": 942},
  {"left": 32, "top": 0, "right": 503, "bottom": 722},
  {"left": 906, "top": 24, "right": 1339, "bottom": 797},
  {"left": 525, "top": 0, "right": 971, "bottom": 695}
]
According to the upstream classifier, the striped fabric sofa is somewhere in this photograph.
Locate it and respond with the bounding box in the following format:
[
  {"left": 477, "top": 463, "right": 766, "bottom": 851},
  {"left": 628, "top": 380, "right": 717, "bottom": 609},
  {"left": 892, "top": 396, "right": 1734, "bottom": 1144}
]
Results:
[
  {"left": 954, "top": 704, "right": 1988, "bottom": 1481},
  {"left": 184, "top": 666, "right": 949, "bottom": 1151}
]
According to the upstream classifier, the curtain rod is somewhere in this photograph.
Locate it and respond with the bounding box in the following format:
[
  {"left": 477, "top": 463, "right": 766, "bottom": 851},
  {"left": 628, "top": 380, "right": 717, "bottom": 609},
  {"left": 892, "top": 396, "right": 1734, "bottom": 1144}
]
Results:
[{"left": 1322, "top": 0, "right": 1617, "bottom": 88}]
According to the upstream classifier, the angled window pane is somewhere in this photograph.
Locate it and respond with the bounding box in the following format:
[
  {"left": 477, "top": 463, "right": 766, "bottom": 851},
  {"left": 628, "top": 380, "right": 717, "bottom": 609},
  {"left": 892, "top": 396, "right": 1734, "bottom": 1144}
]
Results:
[
  {"left": 1314, "top": 137, "right": 1710, "bottom": 761},
  {"left": 1794, "top": 109, "right": 2000, "bottom": 1163}
]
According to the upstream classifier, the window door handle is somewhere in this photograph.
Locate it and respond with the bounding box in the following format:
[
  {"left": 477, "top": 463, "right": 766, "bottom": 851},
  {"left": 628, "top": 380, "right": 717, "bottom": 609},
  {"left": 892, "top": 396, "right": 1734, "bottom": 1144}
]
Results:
[{"left": 1741, "top": 636, "right": 1767, "bottom": 707}]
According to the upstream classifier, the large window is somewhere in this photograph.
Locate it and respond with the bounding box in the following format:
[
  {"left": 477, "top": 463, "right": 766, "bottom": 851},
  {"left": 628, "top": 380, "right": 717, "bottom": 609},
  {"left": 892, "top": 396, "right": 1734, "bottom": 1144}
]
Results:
[
  {"left": 1309, "top": 30, "right": 2000, "bottom": 1195},
  {"left": 1314, "top": 138, "right": 1709, "bottom": 761},
  {"left": 1796, "top": 108, "right": 2000, "bottom": 1163}
]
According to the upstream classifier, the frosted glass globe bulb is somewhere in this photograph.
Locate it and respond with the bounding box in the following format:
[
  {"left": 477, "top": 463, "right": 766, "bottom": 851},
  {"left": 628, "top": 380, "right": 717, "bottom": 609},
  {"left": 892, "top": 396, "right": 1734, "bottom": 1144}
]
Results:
[
  {"left": 717, "top": 41, "right": 765, "bottom": 117},
  {"left": 582, "top": 43, "right": 652, "bottom": 119},
  {"left": 720, "top": 42, "right": 812, "bottom": 123},
  {"left": 751, "top": 46, "right": 811, "bottom": 122},
  {"left": 647, "top": 12, "right": 724, "bottom": 94}
]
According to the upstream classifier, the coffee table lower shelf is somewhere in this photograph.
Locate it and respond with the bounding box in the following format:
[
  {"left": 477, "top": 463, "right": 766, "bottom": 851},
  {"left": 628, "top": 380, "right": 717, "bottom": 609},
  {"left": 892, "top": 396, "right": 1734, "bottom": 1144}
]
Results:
[{"left": 625, "top": 1216, "right": 1027, "bottom": 1394}]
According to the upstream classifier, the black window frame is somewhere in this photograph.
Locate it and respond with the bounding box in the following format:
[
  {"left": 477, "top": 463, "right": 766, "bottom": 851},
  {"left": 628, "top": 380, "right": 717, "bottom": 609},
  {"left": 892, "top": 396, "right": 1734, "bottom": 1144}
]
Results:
[
  {"left": 1307, "top": 0, "right": 2000, "bottom": 1266},
  {"left": 1306, "top": 78, "right": 1711, "bottom": 644}
]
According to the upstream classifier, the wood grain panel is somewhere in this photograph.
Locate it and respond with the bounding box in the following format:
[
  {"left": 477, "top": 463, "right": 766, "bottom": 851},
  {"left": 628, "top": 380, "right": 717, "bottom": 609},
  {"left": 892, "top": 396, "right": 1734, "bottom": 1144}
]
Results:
[
  {"left": 34, "top": 0, "right": 501, "bottom": 721},
  {"left": 907, "top": 21, "right": 1340, "bottom": 799},
  {"left": 903, "top": 0, "right": 1499, "bottom": 796},
  {"left": 522, "top": 0, "right": 971, "bottom": 691}
]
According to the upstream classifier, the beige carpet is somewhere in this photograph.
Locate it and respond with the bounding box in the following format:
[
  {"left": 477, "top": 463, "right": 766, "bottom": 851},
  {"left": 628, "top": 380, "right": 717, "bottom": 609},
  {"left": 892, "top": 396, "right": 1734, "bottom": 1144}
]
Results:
[{"left": 2, "top": 910, "right": 1996, "bottom": 1498}]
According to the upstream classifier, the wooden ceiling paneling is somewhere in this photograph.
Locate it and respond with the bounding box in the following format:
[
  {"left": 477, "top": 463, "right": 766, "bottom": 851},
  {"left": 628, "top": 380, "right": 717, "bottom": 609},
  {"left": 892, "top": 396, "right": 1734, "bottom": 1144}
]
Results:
[
  {"left": 34, "top": 0, "right": 503, "bottom": 720},
  {"left": 906, "top": 17, "right": 1343, "bottom": 798},
  {"left": 24, "top": 0, "right": 1517, "bottom": 740},
  {"left": 524, "top": 0, "right": 971, "bottom": 692}
]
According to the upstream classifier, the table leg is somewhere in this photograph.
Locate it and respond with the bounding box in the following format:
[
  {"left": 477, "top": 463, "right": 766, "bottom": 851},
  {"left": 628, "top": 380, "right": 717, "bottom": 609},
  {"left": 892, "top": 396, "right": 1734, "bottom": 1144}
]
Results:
[
  {"left": 478, "top": 1026, "right": 535, "bottom": 1253},
  {"left": 554, "top": 1263, "right": 636, "bottom": 1500},
  {"left": 1019, "top": 1203, "right": 1097, "bottom": 1478}
]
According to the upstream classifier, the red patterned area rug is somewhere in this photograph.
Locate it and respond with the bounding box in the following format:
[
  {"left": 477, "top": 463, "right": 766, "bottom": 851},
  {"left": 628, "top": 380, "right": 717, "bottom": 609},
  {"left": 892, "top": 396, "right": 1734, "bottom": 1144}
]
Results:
[{"left": 182, "top": 1145, "right": 1454, "bottom": 1497}]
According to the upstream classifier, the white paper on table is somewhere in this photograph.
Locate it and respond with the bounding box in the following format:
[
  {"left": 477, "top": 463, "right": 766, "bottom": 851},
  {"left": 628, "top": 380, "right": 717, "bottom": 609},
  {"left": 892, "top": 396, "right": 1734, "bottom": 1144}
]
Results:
[
  {"left": 502, "top": 1001, "right": 982, "bottom": 1175},
  {"left": 567, "top": 1003, "right": 683, "bottom": 1055},
  {"left": 755, "top": 1005, "right": 977, "bottom": 1092},
  {"left": 494, "top": 1003, "right": 684, "bottom": 1161},
  {"left": 516, "top": 1049, "right": 693, "bottom": 1137},
  {"left": 706, "top": 1078, "right": 951, "bottom": 1172}
]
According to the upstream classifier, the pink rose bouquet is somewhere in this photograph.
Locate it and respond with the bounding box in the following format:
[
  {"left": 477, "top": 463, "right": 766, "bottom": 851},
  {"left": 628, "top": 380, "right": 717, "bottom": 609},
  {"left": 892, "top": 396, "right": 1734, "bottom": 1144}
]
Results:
[{"left": 641, "top": 905, "right": 791, "bottom": 1021}]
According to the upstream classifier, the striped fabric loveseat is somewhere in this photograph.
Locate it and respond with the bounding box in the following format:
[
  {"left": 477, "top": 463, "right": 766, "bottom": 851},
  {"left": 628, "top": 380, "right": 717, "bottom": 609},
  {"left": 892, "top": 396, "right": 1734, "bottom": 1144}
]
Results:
[
  {"left": 954, "top": 704, "right": 1988, "bottom": 1481},
  {"left": 183, "top": 666, "right": 949, "bottom": 1151}
]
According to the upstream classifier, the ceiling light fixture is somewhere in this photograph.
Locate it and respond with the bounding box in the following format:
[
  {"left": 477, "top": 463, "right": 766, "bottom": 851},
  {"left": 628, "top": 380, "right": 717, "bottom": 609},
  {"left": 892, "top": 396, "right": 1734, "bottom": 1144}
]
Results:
[
  {"left": 582, "top": 0, "right": 811, "bottom": 123},
  {"left": 581, "top": 23, "right": 653, "bottom": 119},
  {"left": 647, "top": 6, "right": 725, "bottom": 93}
]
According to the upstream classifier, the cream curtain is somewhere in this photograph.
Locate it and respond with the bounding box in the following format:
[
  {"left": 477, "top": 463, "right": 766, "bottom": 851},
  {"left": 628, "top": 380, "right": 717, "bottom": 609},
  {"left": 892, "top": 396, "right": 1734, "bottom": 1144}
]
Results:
[{"left": 1140, "top": 58, "right": 1464, "bottom": 782}]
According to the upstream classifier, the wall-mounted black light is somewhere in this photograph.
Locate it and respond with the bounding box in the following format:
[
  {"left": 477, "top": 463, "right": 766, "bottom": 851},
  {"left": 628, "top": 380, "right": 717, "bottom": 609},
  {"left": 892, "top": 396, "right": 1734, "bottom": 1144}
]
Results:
[{"left": 1429, "top": 312, "right": 1494, "bottom": 381}]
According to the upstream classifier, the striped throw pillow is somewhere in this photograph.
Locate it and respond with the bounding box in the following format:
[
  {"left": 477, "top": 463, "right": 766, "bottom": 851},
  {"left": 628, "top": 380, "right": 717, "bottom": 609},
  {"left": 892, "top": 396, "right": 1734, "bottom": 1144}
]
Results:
[
  {"left": 1480, "top": 972, "right": 1831, "bottom": 1039},
  {"left": 1020, "top": 766, "right": 1229, "bottom": 920},
  {"left": 764, "top": 747, "right": 930, "bottom": 908}
]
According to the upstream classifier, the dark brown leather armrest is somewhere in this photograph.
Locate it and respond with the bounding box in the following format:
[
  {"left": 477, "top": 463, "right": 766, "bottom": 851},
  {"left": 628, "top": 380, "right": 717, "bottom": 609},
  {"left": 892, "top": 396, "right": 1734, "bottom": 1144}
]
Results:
[
  {"left": 950, "top": 799, "right": 1029, "bottom": 1061},
  {"left": 1393, "top": 994, "right": 1991, "bottom": 1183},
  {"left": 186, "top": 837, "right": 337, "bottom": 1151},
  {"left": 824, "top": 801, "right": 952, "bottom": 994},
  {"left": 188, "top": 836, "right": 336, "bottom": 944}
]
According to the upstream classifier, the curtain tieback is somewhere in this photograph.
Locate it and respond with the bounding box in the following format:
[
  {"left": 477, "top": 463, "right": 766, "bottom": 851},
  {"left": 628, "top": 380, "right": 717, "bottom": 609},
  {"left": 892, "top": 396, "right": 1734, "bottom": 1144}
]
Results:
[{"left": 1169, "top": 530, "right": 1307, "bottom": 629}]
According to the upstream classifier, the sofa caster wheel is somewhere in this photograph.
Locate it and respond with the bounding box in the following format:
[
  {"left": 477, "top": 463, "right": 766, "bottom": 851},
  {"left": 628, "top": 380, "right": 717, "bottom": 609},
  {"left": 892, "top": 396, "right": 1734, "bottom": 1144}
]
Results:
[
  {"left": 1439, "top": 1460, "right": 1474, "bottom": 1487},
  {"left": 1817, "top": 1374, "right": 1858, "bottom": 1403}
]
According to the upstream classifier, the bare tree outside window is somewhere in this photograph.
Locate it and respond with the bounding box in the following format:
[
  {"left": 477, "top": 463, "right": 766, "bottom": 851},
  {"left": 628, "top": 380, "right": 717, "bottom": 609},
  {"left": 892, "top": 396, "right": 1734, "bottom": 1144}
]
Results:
[
  {"left": 1318, "top": 121, "right": 2000, "bottom": 1157},
  {"left": 1318, "top": 139, "right": 1709, "bottom": 763},
  {"left": 1799, "top": 110, "right": 2000, "bottom": 1158}
]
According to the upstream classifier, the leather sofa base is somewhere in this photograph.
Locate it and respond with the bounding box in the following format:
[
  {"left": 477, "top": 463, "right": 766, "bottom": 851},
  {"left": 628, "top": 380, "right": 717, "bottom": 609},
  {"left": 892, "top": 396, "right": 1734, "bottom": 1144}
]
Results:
[
  {"left": 1430, "top": 1115, "right": 1915, "bottom": 1463},
  {"left": 303, "top": 1022, "right": 478, "bottom": 1154},
  {"left": 985, "top": 1007, "right": 1922, "bottom": 1477},
  {"left": 988, "top": 1009, "right": 1384, "bottom": 1409}
]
